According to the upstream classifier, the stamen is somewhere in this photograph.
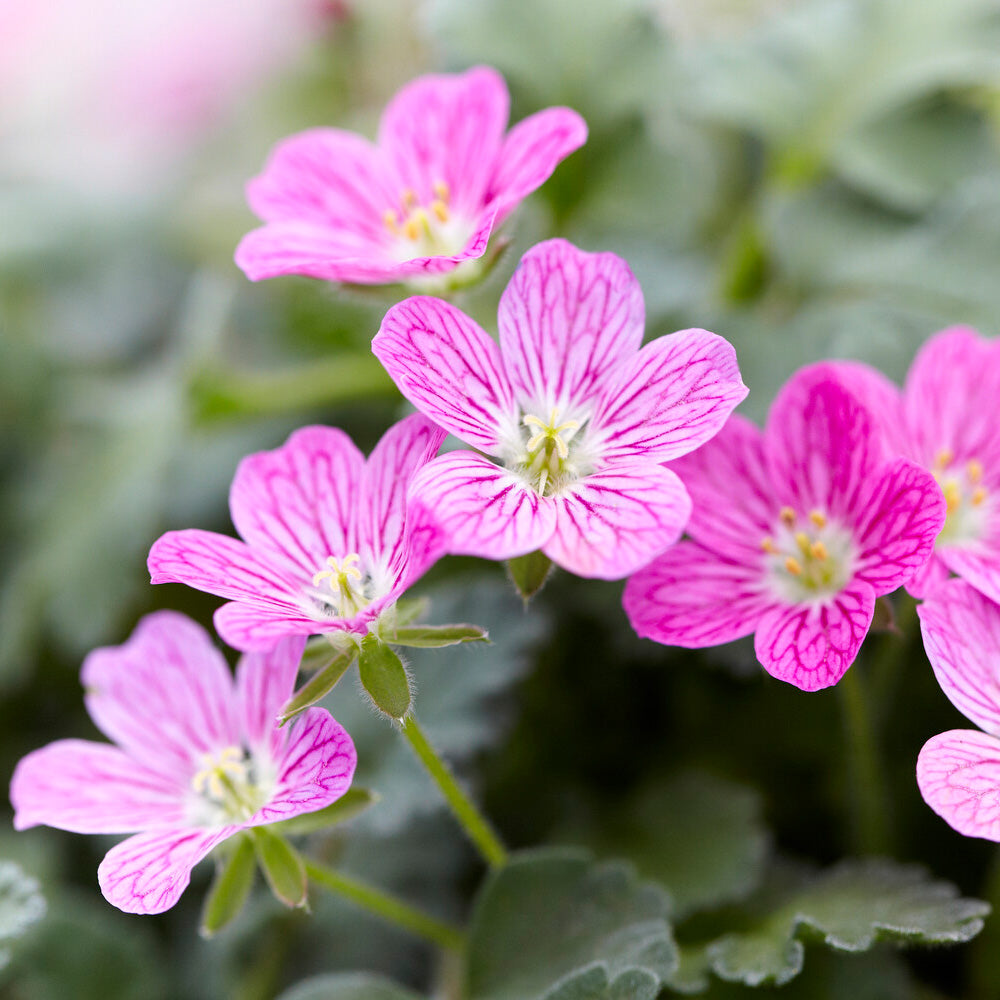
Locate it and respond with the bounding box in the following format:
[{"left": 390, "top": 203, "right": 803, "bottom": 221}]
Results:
[
  {"left": 431, "top": 199, "right": 450, "bottom": 222},
  {"left": 785, "top": 556, "right": 803, "bottom": 576},
  {"left": 780, "top": 506, "right": 796, "bottom": 526},
  {"left": 761, "top": 537, "right": 775, "bottom": 553},
  {"left": 402, "top": 188, "right": 417, "bottom": 208},
  {"left": 969, "top": 459, "right": 984, "bottom": 484},
  {"left": 433, "top": 180, "right": 450, "bottom": 202},
  {"left": 973, "top": 487, "right": 987, "bottom": 506},
  {"left": 943, "top": 481, "right": 961, "bottom": 514},
  {"left": 383, "top": 209, "right": 398, "bottom": 233},
  {"left": 810, "top": 540, "right": 828, "bottom": 560},
  {"left": 935, "top": 448, "right": 954, "bottom": 469},
  {"left": 794, "top": 531, "right": 811, "bottom": 554},
  {"left": 809, "top": 510, "right": 827, "bottom": 529}
]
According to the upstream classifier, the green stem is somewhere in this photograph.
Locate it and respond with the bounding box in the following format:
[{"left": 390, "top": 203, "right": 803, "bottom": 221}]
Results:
[
  {"left": 304, "top": 859, "right": 465, "bottom": 952},
  {"left": 839, "top": 667, "right": 889, "bottom": 855},
  {"left": 399, "top": 714, "right": 508, "bottom": 869}
]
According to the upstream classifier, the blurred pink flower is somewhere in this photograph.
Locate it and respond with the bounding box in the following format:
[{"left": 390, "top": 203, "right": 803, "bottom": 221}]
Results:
[
  {"left": 373, "top": 238, "right": 746, "bottom": 578},
  {"left": 235, "top": 67, "right": 587, "bottom": 287},
  {"left": 10, "top": 612, "right": 356, "bottom": 914},
  {"left": 624, "top": 365, "right": 946, "bottom": 691},
  {"left": 148, "top": 414, "right": 445, "bottom": 651},
  {"left": 917, "top": 580, "right": 1000, "bottom": 841}
]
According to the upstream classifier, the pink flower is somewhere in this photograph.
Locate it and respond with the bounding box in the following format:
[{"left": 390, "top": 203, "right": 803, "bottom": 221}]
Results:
[
  {"left": 830, "top": 327, "right": 1000, "bottom": 604},
  {"left": 148, "top": 414, "right": 445, "bottom": 651},
  {"left": 916, "top": 579, "right": 1000, "bottom": 841},
  {"left": 10, "top": 612, "right": 356, "bottom": 914},
  {"left": 623, "top": 365, "right": 946, "bottom": 691},
  {"left": 234, "top": 66, "right": 587, "bottom": 287},
  {"left": 372, "top": 238, "right": 747, "bottom": 578}
]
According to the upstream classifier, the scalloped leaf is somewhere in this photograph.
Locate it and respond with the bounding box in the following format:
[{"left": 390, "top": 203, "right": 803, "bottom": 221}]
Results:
[{"left": 275, "top": 972, "right": 424, "bottom": 1000}]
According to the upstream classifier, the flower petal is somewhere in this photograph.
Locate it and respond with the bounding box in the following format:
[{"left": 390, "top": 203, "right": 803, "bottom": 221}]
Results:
[
  {"left": 543, "top": 465, "right": 691, "bottom": 579},
  {"left": 826, "top": 360, "right": 907, "bottom": 455},
  {"left": 906, "top": 551, "right": 951, "bottom": 600},
  {"left": 98, "top": 827, "right": 234, "bottom": 915},
  {"left": 82, "top": 612, "right": 239, "bottom": 782},
  {"left": 213, "top": 599, "right": 369, "bottom": 653},
  {"left": 754, "top": 581, "right": 876, "bottom": 691},
  {"left": 940, "top": 532, "right": 1000, "bottom": 608},
  {"left": 917, "top": 730, "right": 1000, "bottom": 842},
  {"left": 918, "top": 579, "right": 1000, "bottom": 736},
  {"left": 623, "top": 541, "right": 771, "bottom": 648},
  {"left": 373, "top": 297, "right": 517, "bottom": 452},
  {"left": 407, "top": 451, "right": 557, "bottom": 561},
  {"left": 11, "top": 741, "right": 184, "bottom": 834},
  {"left": 854, "top": 457, "right": 946, "bottom": 594},
  {"left": 236, "top": 637, "right": 306, "bottom": 754},
  {"left": 590, "top": 328, "right": 747, "bottom": 465},
  {"left": 497, "top": 239, "right": 644, "bottom": 414}
]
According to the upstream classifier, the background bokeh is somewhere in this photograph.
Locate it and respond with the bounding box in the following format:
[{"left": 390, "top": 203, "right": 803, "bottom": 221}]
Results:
[{"left": 4, "top": 0, "right": 1000, "bottom": 996}]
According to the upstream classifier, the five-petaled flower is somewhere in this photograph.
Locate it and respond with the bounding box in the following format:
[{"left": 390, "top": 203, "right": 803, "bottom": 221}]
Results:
[
  {"left": 830, "top": 327, "right": 1000, "bottom": 604},
  {"left": 916, "top": 579, "right": 1000, "bottom": 841},
  {"left": 10, "top": 612, "right": 356, "bottom": 914},
  {"left": 147, "top": 414, "right": 445, "bottom": 651},
  {"left": 623, "top": 365, "right": 947, "bottom": 691},
  {"left": 235, "top": 66, "right": 587, "bottom": 289},
  {"left": 373, "top": 238, "right": 748, "bottom": 579}
]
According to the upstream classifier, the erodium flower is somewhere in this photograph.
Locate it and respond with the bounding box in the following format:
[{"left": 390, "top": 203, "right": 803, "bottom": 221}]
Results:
[
  {"left": 623, "top": 365, "right": 946, "bottom": 691},
  {"left": 831, "top": 327, "right": 1000, "bottom": 604},
  {"left": 147, "top": 414, "right": 445, "bottom": 651},
  {"left": 235, "top": 66, "right": 587, "bottom": 288},
  {"left": 10, "top": 612, "right": 356, "bottom": 914},
  {"left": 917, "top": 579, "right": 1000, "bottom": 841},
  {"left": 372, "top": 238, "right": 747, "bottom": 578}
]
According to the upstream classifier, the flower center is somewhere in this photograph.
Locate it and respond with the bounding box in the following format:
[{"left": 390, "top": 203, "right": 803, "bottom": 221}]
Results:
[
  {"left": 931, "top": 450, "right": 989, "bottom": 546},
  {"left": 383, "top": 181, "right": 468, "bottom": 258},
  {"left": 311, "top": 553, "right": 371, "bottom": 618},
  {"left": 514, "top": 406, "right": 588, "bottom": 497},
  {"left": 762, "top": 507, "right": 855, "bottom": 602},
  {"left": 189, "top": 746, "right": 269, "bottom": 825}
]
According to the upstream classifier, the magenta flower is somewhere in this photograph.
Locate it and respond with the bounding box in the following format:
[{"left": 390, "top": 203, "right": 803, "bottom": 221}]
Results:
[
  {"left": 372, "top": 238, "right": 747, "bottom": 578},
  {"left": 623, "top": 365, "right": 946, "bottom": 691},
  {"left": 10, "top": 612, "right": 356, "bottom": 914},
  {"left": 830, "top": 327, "right": 1000, "bottom": 604},
  {"left": 916, "top": 579, "right": 1000, "bottom": 841},
  {"left": 148, "top": 414, "right": 445, "bottom": 651},
  {"left": 235, "top": 66, "right": 587, "bottom": 287}
]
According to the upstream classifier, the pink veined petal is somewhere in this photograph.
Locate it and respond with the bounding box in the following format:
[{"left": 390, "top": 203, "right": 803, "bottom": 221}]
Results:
[
  {"left": 669, "top": 414, "right": 777, "bottom": 561},
  {"left": 236, "top": 636, "right": 306, "bottom": 754},
  {"left": 765, "top": 366, "right": 884, "bottom": 523},
  {"left": 825, "top": 360, "right": 908, "bottom": 457},
  {"left": 543, "top": 465, "right": 692, "bottom": 579},
  {"left": 917, "top": 579, "right": 1000, "bottom": 736},
  {"left": 407, "top": 451, "right": 557, "bottom": 561},
  {"left": 497, "top": 239, "right": 645, "bottom": 414},
  {"left": 906, "top": 550, "right": 951, "bottom": 600},
  {"left": 853, "top": 457, "right": 946, "bottom": 595},
  {"left": 213, "top": 598, "right": 374, "bottom": 654},
  {"left": 11, "top": 740, "right": 184, "bottom": 834},
  {"left": 82, "top": 612, "right": 239, "bottom": 782},
  {"left": 623, "top": 541, "right": 772, "bottom": 648},
  {"left": 378, "top": 66, "right": 509, "bottom": 218},
  {"left": 754, "top": 580, "right": 876, "bottom": 691},
  {"left": 98, "top": 827, "right": 235, "bottom": 915},
  {"left": 230, "top": 425, "right": 365, "bottom": 579},
  {"left": 373, "top": 297, "right": 517, "bottom": 453},
  {"left": 940, "top": 528, "right": 1000, "bottom": 608},
  {"left": 250, "top": 708, "right": 357, "bottom": 827},
  {"left": 487, "top": 107, "right": 588, "bottom": 224},
  {"left": 917, "top": 730, "right": 1000, "bottom": 842},
  {"left": 590, "top": 328, "right": 747, "bottom": 465}
]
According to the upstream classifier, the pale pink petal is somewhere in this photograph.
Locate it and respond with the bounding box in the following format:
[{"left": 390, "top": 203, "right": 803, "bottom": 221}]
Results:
[
  {"left": 497, "top": 239, "right": 644, "bottom": 414},
  {"left": 940, "top": 530, "right": 1000, "bottom": 608},
  {"left": 917, "top": 579, "right": 1000, "bottom": 736},
  {"left": 236, "top": 637, "right": 306, "bottom": 754},
  {"left": 98, "top": 827, "right": 234, "bottom": 915},
  {"left": 82, "top": 612, "right": 239, "bottom": 782},
  {"left": 669, "top": 414, "right": 776, "bottom": 561},
  {"left": 917, "top": 730, "right": 1000, "bottom": 842},
  {"left": 766, "top": 367, "right": 883, "bottom": 522},
  {"left": 825, "top": 360, "right": 908, "bottom": 456},
  {"left": 213, "top": 599, "right": 373, "bottom": 654},
  {"left": 407, "top": 451, "right": 557, "bottom": 561},
  {"left": 543, "top": 465, "right": 692, "bottom": 579},
  {"left": 250, "top": 708, "right": 357, "bottom": 826},
  {"left": 754, "top": 581, "right": 876, "bottom": 691},
  {"left": 229, "top": 425, "right": 365, "bottom": 579},
  {"left": 590, "top": 329, "right": 747, "bottom": 465},
  {"left": 487, "top": 108, "right": 588, "bottom": 223},
  {"left": 907, "top": 551, "right": 952, "bottom": 600},
  {"left": 373, "top": 297, "right": 517, "bottom": 453},
  {"left": 853, "top": 458, "right": 946, "bottom": 594},
  {"left": 623, "top": 541, "right": 772, "bottom": 648},
  {"left": 11, "top": 741, "right": 184, "bottom": 834},
  {"left": 378, "top": 66, "right": 509, "bottom": 217}
]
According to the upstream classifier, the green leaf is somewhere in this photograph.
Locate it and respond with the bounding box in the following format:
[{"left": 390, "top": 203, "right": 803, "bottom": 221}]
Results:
[
  {"left": 199, "top": 835, "right": 256, "bottom": 938},
  {"left": 387, "top": 623, "right": 489, "bottom": 648},
  {"left": 275, "top": 972, "right": 424, "bottom": 1000},
  {"left": 358, "top": 635, "right": 411, "bottom": 719},
  {"left": 393, "top": 597, "right": 431, "bottom": 628},
  {"left": 299, "top": 635, "right": 353, "bottom": 675},
  {"left": 280, "top": 649, "right": 355, "bottom": 725},
  {"left": 268, "top": 788, "right": 378, "bottom": 837},
  {"left": 507, "top": 551, "right": 554, "bottom": 601},
  {"left": 251, "top": 829, "right": 307, "bottom": 909},
  {"left": 466, "top": 848, "right": 677, "bottom": 1000}
]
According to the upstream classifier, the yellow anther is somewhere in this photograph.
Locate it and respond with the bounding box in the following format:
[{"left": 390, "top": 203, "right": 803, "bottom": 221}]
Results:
[
  {"left": 433, "top": 180, "right": 450, "bottom": 202},
  {"left": 809, "top": 510, "right": 827, "bottom": 529},
  {"left": 402, "top": 188, "right": 417, "bottom": 208},
  {"left": 383, "top": 209, "right": 398, "bottom": 233},
  {"left": 403, "top": 216, "right": 419, "bottom": 240},
  {"left": 785, "top": 556, "right": 803, "bottom": 576},
  {"left": 794, "top": 531, "right": 811, "bottom": 553},
  {"left": 313, "top": 554, "right": 362, "bottom": 589},
  {"left": 935, "top": 448, "right": 954, "bottom": 469},
  {"left": 811, "top": 540, "right": 828, "bottom": 560},
  {"left": 431, "top": 199, "right": 450, "bottom": 222},
  {"left": 969, "top": 459, "right": 984, "bottom": 484},
  {"left": 523, "top": 408, "right": 581, "bottom": 460},
  {"left": 780, "top": 506, "right": 796, "bottom": 526},
  {"left": 761, "top": 536, "right": 775, "bottom": 553},
  {"left": 973, "top": 487, "right": 988, "bottom": 506},
  {"left": 191, "top": 746, "right": 247, "bottom": 799},
  {"left": 943, "top": 481, "right": 962, "bottom": 514}
]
